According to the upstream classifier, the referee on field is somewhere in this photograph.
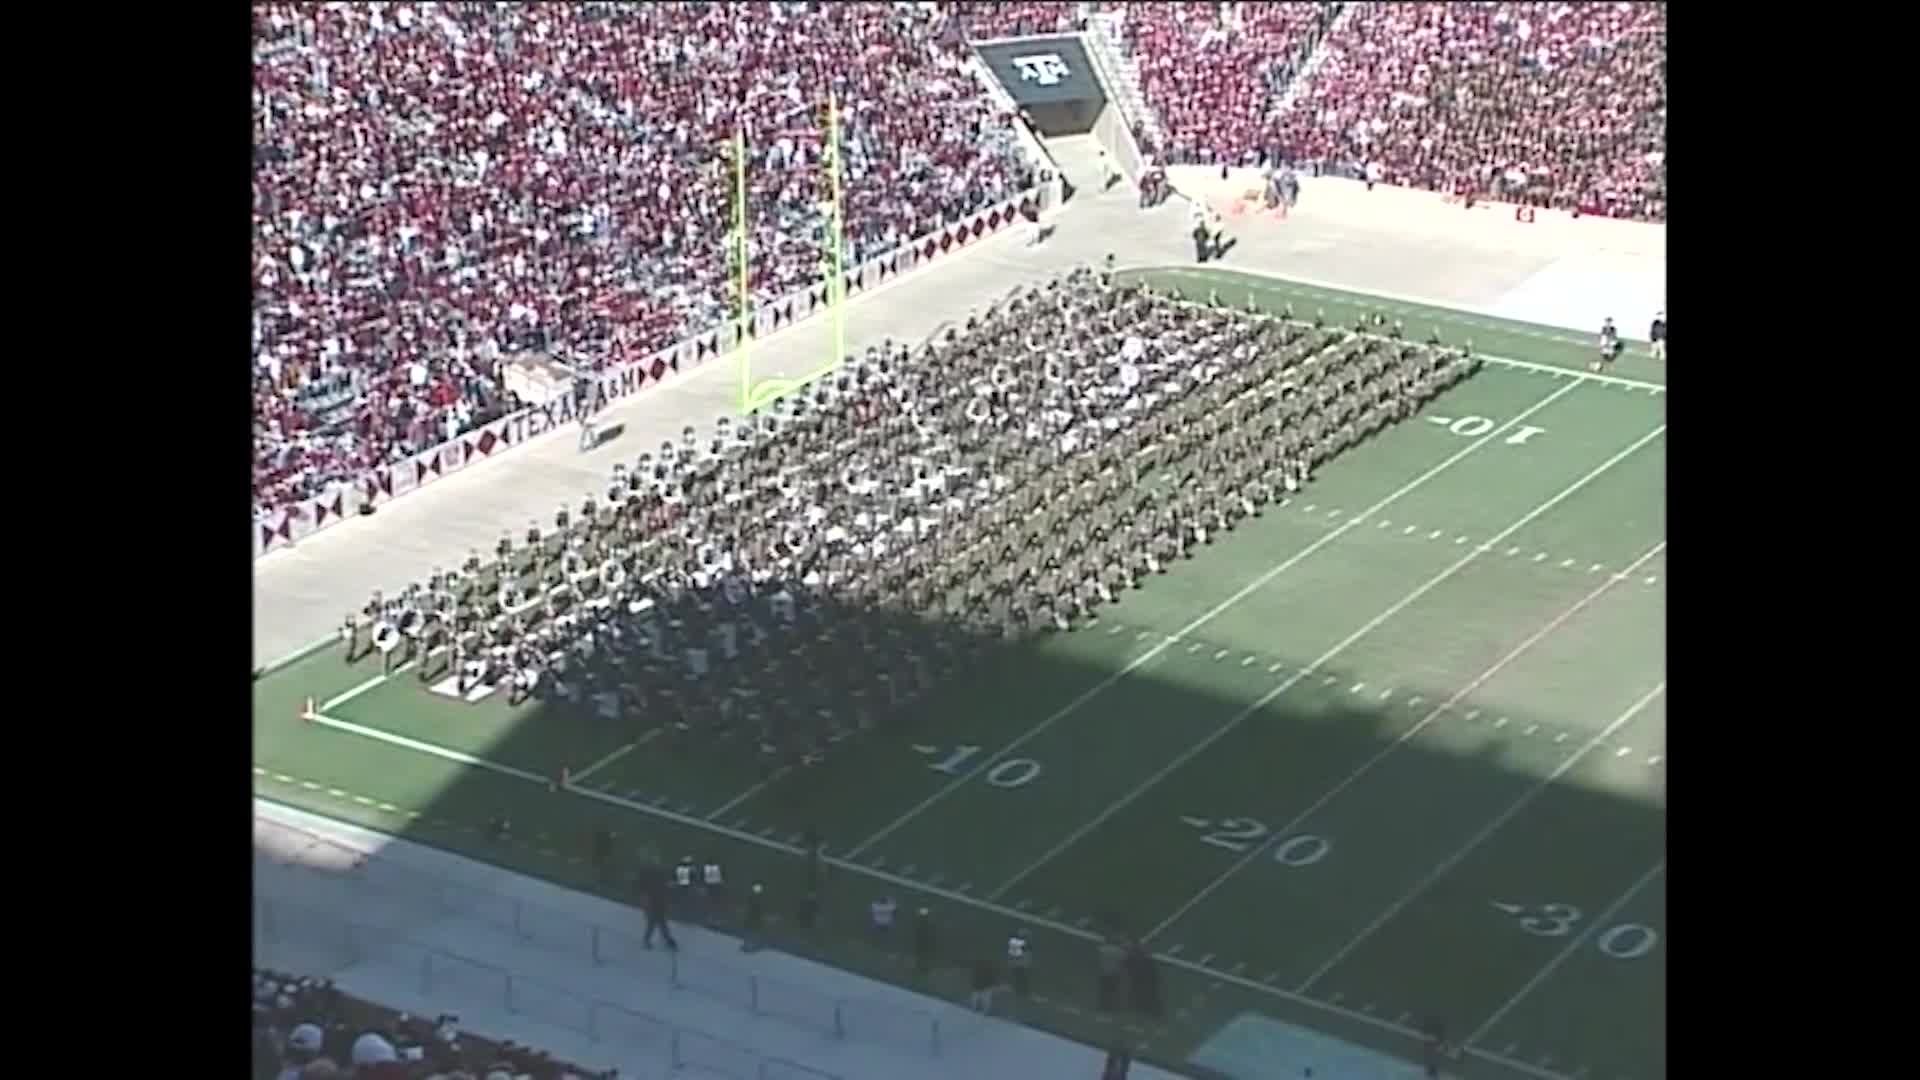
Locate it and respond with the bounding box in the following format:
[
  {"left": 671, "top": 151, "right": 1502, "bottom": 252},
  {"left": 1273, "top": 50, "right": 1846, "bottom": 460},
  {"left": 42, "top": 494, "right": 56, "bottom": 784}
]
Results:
[{"left": 1648, "top": 311, "right": 1666, "bottom": 361}]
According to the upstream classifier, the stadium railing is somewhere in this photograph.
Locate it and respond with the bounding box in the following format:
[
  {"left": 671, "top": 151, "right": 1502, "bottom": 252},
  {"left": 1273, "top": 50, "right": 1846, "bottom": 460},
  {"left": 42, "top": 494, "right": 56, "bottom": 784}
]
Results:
[
  {"left": 255, "top": 895, "right": 844, "bottom": 1080},
  {"left": 253, "top": 817, "right": 976, "bottom": 1059},
  {"left": 254, "top": 184, "right": 1044, "bottom": 560}
]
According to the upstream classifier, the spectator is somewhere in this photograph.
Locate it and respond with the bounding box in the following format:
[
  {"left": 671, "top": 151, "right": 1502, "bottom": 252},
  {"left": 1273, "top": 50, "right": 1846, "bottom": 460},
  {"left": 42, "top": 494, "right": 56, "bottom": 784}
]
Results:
[{"left": 253, "top": 3, "right": 1040, "bottom": 519}]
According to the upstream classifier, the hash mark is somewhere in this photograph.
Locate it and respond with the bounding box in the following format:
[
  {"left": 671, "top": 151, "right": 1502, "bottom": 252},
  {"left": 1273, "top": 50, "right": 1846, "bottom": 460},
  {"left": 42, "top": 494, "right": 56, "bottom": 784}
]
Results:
[
  {"left": 1645, "top": 575, "right": 1659, "bottom": 585},
  {"left": 1493, "top": 716, "right": 1509, "bottom": 728},
  {"left": 1044, "top": 905, "right": 1063, "bottom": 919},
  {"left": 1378, "top": 687, "right": 1393, "bottom": 700},
  {"left": 1350, "top": 682, "right": 1366, "bottom": 694},
  {"left": 1321, "top": 674, "right": 1339, "bottom": 686},
  {"left": 1464, "top": 708, "right": 1481, "bottom": 722},
  {"left": 1212, "top": 648, "right": 1230, "bottom": 661},
  {"left": 1165, "top": 944, "right": 1185, "bottom": 956},
  {"left": 1303, "top": 504, "right": 1317, "bottom": 513},
  {"left": 1427, "top": 529, "right": 1444, "bottom": 540},
  {"left": 1268, "top": 662, "right": 1285, "bottom": 673},
  {"left": 1559, "top": 558, "right": 1576, "bottom": 568},
  {"left": 1647, "top": 755, "right": 1663, "bottom": 767},
  {"left": 1230, "top": 961, "right": 1247, "bottom": 974},
  {"left": 956, "top": 881, "right": 973, "bottom": 894},
  {"left": 1522, "top": 723, "right": 1539, "bottom": 735},
  {"left": 1137, "top": 631, "right": 1153, "bottom": 641},
  {"left": 1506, "top": 546, "right": 1522, "bottom": 556},
  {"left": 1186, "top": 641, "right": 1205, "bottom": 654},
  {"left": 1616, "top": 746, "right": 1632, "bottom": 757},
  {"left": 1554, "top": 732, "right": 1569, "bottom": 744},
  {"left": 1240, "top": 655, "right": 1256, "bottom": 667},
  {"left": 1377, "top": 519, "right": 1391, "bottom": 529},
  {"left": 1198, "top": 952, "right": 1217, "bottom": 966},
  {"left": 1013, "top": 898, "right": 1031, "bottom": 911},
  {"left": 1454, "top": 535, "right": 1469, "bottom": 545},
  {"left": 1325, "top": 508, "right": 1342, "bottom": 519},
  {"left": 730, "top": 817, "right": 749, "bottom": 829},
  {"left": 1589, "top": 563, "right": 1604, "bottom": 573},
  {"left": 1264, "top": 972, "right": 1283, "bottom": 984},
  {"left": 899, "top": 863, "right": 917, "bottom": 877},
  {"left": 1108, "top": 624, "right": 1125, "bottom": 636},
  {"left": 1402, "top": 525, "right": 1416, "bottom": 535},
  {"left": 1532, "top": 552, "right": 1547, "bottom": 562},
  {"left": 758, "top": 826, "right": 775, "bottom": 837},
  {"left": 1407, "top": 695, "right": 1424, "bottom": 709}
]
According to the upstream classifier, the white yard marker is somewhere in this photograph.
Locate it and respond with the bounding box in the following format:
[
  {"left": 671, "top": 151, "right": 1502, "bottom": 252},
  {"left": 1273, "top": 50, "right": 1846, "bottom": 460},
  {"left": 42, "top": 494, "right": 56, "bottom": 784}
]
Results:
[
  {"left": 1187, "top": 641, "right": 1205, "bottom": 654},
  {"left": 1615, "top": 746, "right": 1632, "bottom": 758},
  {"left": 1427, "top": 529, "right": 1444, "bottom": 540},
  {"left": 1350, "top": 682, "right": 1366, "bottom": 694},
  {"left": 1588, "top": 563, "right": 1603, "bottom": 574},
  {"left": 992, "top": 437, "right": 1668, "bottom": 905},
  {"left": 842, "top": 382, "right": 1587, "bottom": 860},
  {"left": 322, "top": 672, "right": 391, "bottom": 712},
  {"left": 1213, "top": 648, "right": 1231, "bottom": 661},
  {"left": 1467, "top": 861, "right": 1666, "bottom": 1048},
  {"left": 1303, "top": 504, "right": 1317, "bottom": 513},
  {"left": 1493, "top": 716, "right": 1510, "bottom": 729},
  {"left": 1402, "top": 525, "right": 1417, "bottom": 535},
  {"left": 1454, "top": 535, "right": 1469, "bottom": 545},
  {"left": 1506, "top": 546, "right": 1522, "bottom": 557},
  {"left": 1296, "top": 683, "right": 1665, "bottom": 990},
  {"left": 1267, "top": 662, "right": 1286, "bottom": 674},
  {"left": 1532, "top": 552, "right": 1547, "bottom": 563},
  {"left": 1377, "top": 519, "right": 1391, "bottom": 529},
  {"left": 1559, "top": 558, "right": 1576, "bottom": 568},
  {"left": 1522, "top": 723, "right": 1539, "bottom": 736},
  {"left": 1406, "top": 696, "right": 1424, "bottom": 709},
  {"left": 1647, "top": 755, "right": 1663, "bottom": 767},
  {"left": 574, "top": 729, "right": 661, "bottom": 787},
  {"left": 1645, "top": 576, "right": 1659, "bottom": 586}
]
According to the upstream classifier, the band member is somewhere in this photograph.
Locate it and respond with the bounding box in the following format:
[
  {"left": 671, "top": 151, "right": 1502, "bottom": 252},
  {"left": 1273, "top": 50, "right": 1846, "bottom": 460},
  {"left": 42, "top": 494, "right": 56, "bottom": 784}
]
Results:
[{"left": 1648, "top": 310, "right": 1666, "bottom": 361}]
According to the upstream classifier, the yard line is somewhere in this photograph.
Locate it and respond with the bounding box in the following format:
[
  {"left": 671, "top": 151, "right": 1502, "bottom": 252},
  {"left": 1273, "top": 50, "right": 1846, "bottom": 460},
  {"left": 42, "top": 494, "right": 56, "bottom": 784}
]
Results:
[
  {"left": 842, "top": 378, "right": 1587, "bottom": 859},
  {"left": 1145, "top": 541, "right": 1666, "bottom": 944},
  {"left": 281, "top": 708, "right": 1572, "bottom": 1080},
  {"left": 1466, "top": 860, "right": 1667, "bottom": 1049},
  {"left": 570, "top": 729, "right": 661, "bottom": 786},
  {"left": 707, "top": 772, "right": 782, "bottom": 821},
  {"left": 322, "top": 672, "right": 395, "bottom": 712},
  {"left": 991, "top": 424, "right": 1666, "bottom": 902},
  {"left": 1295, "top": 679, "right": 1667, "bottom": 991}
]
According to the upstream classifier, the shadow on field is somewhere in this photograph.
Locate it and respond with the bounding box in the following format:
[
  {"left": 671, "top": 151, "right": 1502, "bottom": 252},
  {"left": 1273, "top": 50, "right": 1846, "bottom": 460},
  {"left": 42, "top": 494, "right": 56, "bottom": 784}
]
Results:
[{"left": 253, "top": 572, "right": 1663, "bottom": 1079}]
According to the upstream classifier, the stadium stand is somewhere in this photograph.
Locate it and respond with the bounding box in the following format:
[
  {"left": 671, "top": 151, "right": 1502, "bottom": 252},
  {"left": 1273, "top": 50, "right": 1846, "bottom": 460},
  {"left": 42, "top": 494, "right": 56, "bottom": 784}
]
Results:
[
  {"left": 1268, "top": 2, "right": 1667, "bottom": 222},
  {"left": 254, "top": 968, "right": 615, "bottom": 1080},
  {"left": 961, "top": 1, "right": 1665, "bottom": 222},
  {"left": 252, "top": 3, "right": 1037, "bottom": 516}
]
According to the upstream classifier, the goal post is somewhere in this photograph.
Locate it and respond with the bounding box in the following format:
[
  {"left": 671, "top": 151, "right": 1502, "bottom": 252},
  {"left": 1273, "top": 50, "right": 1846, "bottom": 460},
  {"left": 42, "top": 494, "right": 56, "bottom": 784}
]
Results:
[{"left": 734, "top": 94, "right": 849, "bottom": 414}]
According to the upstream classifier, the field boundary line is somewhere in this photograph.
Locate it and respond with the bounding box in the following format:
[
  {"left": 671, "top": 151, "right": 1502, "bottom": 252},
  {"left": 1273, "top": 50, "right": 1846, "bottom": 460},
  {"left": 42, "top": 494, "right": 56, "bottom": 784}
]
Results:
[
  {"left": 1137, "top": 264, "right": 1669, "bottom": 384},
  {"left": 842, "top": 376, "right": 1587, "bottom": 859},
  {"left": 1296, "top": 677, "right": 1668, "bottom": 991},
  {"left": 1466, "top": 859, "right": 1667, "bottom": 1047},
  {"left": 275, "top": 707, "right": 1571, "bottom": 1080},
  {"left": 989, "top": 423, "right": 1667, "bottom": 903}
]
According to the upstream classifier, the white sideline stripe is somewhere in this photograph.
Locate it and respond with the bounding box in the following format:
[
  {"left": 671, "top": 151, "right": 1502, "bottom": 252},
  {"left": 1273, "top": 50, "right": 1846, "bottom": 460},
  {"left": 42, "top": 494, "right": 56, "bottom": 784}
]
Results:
[
  {"left": 1147, "top": 266, "right": 1669, "bottom": 391},
  {"left": 992, "top": 423, "right": 1667, "bottom": 904},
  {"left": 571, "top": 729, "right": 662, "bottom": 785},
  {"left": 1466, "top": 860, "right": 1667, "bottom": 1048},
  {"left": 1295, "top": 678, "right": 1667, "bottom": 991},
  {"left": 284, "top": 709, "right": 1573, "bottom": 1080},
  {"left": 843, "top": 377, "right": 1586, "bottom": 859}
]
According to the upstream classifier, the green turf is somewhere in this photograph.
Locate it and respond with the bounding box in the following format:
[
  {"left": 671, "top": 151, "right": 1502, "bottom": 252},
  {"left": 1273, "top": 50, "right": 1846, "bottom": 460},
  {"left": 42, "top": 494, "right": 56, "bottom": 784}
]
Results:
[{"left": 256, "top": 270, "right": 1667, "bottom": 1080}]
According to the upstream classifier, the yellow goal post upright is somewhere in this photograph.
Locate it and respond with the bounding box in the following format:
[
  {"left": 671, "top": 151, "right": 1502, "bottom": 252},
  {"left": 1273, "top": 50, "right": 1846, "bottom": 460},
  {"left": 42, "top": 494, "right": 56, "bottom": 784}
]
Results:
[{"left": 735, "top": 92, "right": 849, "bottom": 415}]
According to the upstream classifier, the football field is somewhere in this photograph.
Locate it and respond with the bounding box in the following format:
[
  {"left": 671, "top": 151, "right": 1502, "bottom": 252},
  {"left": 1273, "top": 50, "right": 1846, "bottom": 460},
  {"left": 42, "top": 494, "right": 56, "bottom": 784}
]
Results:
[{"left": 253, "top": 268, "right": 1667, "bottom": 1080}]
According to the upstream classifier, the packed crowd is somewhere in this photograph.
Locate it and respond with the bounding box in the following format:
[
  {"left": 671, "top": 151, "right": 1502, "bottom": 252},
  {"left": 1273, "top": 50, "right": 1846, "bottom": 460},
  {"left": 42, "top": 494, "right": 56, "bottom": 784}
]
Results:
[
  {"left": 253, "top": 2, "right": 1037, "bottom": 515},
  {"left": 960, "top": 1, "right": 1666, "bottom": 221},
  {"left": 343, "top": 271, "right": 1481, "bottom": 768},
  {"left": 253, "top": 969, "right": 612, "bottom": 1080},
  {"left": 1270, "top": 2, "right": 1668, "bottom": 221}
]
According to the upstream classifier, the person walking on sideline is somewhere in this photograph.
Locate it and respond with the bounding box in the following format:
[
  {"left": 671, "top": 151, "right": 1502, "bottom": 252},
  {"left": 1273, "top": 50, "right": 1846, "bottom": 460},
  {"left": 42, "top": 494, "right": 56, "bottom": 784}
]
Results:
[
  {"left": 913, "top": 907, "right": 937, "bottom": 976},
  {"left": 1007, "top": 928, "right": 1034, "bottom": 1000},
  {"left": 969, "top": 953, "right": 1000, "bottom": 1014},
  {"left": 1096, "top": 937, "right": 1126, "bottom": 1012}
]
